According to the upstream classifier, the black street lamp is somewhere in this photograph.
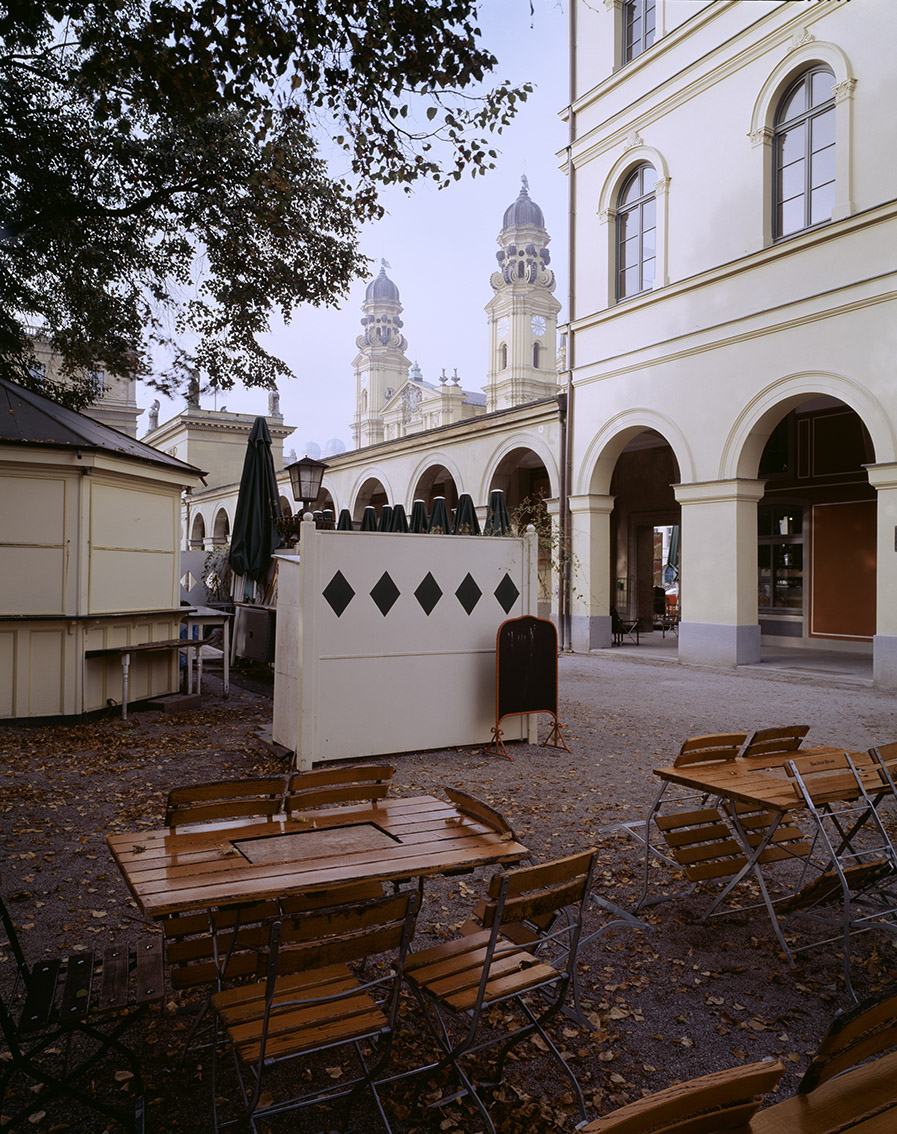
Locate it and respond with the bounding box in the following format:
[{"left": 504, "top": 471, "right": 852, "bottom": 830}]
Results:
[{"left": 277, "top": 455, "right": 329, "bottom": 544}]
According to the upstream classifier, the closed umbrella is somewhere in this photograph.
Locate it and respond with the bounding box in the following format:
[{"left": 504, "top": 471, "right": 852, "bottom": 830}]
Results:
[
  {"left": 409, "top": 500, "right": 429, "bottom": 533},
  {"left": 229, "top": 416, "right": 282, "bottom": 584},
  {"left": 360, "top": 506, "right": 378, "bottom": 531},
  {"left": 483, "top": 489, "right": 511, "bottom": 536},
  {"left": 337, "top": 508, "right": 353, "bottom": 531},
  {"left": 453, "top": 492, "right": 481, "bottom": 535},
  {"left": 378, "top": 504, "right": 394, "bottom": 532},
  {"left": 429, "top": 496, "right": 451, "bottom": 534},
  {"left": 322, "top": 509, "right": 335, "bottom": 530},
  {"left": 391, "top": 503, "right": 409, "bottom": 533}
]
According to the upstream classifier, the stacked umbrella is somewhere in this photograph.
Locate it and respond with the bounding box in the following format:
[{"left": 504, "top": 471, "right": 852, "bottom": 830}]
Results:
[
  {"left": 377, "top": 505, "right": 394, "bottom": 532},
  {"left": 483, "top": 489, "right": 511, "bottom": 536},
  {"left": 360, "top": 506, "right": 378, "bottom": 531},
  {"left": 428, "top": 496, "right": 451, "bottom": 534},
  {"left": 452, "top": 492, "right": 481, "bottom": 535},
  {"left": 337, "top": 508, "right": 353, "bottom": 531},
  {"left": 409, "top": 500, "right": 429, "bottom": 533},
  {"left": 391, "top": 503, "right": 410, "bottom": 533}
]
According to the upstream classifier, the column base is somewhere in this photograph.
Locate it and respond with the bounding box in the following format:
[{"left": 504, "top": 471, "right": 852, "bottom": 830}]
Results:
[
  {"left": 571, "top": 614, "right": 612, "bottom": 652},
  {"left": 678, "top": 622, "right": 761, "bottom": 667},
  {"left": 873, "top": 635, "right": 897, "bottom": 689}
]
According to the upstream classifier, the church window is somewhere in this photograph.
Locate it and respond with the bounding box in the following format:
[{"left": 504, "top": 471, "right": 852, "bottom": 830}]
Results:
[
  {"left": 623, "top": 0, "right": 655, "bottom": 64},
  {"left": 616, "top": 163, "right": 656, "bottom": 300},
  {"left": 518, "top": 261, "right": 525, "bottom": 278},
  {"left": 533, "top": 342, "right": 540, "bottom": 369},
  {"left": 499, "top": 343, "right": 508, "bottom": 370},
  {"left": 773, "top": 67, "right": 835, "bottom": 239}
]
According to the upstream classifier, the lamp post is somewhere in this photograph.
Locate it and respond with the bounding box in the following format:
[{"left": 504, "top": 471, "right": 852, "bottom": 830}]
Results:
[{"left": 277, "top": 455, "right": 329, "bottom": 544}]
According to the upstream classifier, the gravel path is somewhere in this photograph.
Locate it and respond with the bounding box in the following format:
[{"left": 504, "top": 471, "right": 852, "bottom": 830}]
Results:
[{"left": 2, "top": 651, "right": 897, "bottom": 1132}]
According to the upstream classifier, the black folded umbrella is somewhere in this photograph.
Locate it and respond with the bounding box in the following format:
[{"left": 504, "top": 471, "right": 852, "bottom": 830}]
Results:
[
  {"left": 378, "top": 504, "right": 394, "bottom": 532},
  {"left": 391, "top": 503, "right": 410, "bottom": 533},
  {"left": 483, "top": 489, "right": 511, "bottom": 536},
  {"left": 453, "top": 492, "right": 481, "bottom": 535},
  {"left": 360, "top": 505, "right": 378, "bottom": 531},
  {"left": 337, "top": 508, "right": 353, "bottom": 531},
  {"left": 322, "top": 509, "right": 335, "bottom": 530},
  {"left": 409, "top": 499, "right": 429, "bottom": 533},
  {"left": 229, "top": 416, "right": 282, "bottom": 584},
  {"left": 428, "top": 496, "right": 451, "bottom": 534}
]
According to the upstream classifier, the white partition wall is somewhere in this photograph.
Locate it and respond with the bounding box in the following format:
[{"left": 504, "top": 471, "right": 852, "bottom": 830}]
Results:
[{"left": 274, "top": 521, "right": 539, "bottom": 768}]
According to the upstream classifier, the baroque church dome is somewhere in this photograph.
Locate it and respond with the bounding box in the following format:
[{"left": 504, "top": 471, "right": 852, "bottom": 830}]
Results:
[
  {"left": 365, "top": 263, "right": 400, "bottom": 302},
  {"left": 502, "top": 175, "right": 545, "bottom": 229}
]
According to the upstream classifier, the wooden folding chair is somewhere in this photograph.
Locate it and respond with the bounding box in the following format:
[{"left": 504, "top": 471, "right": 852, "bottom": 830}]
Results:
[
  {"left": 209, "top": 890, "right": 418, "bottom": 1133},
  {"left": 741, "top": 724, "right": 810, "bottom": 765},
  {"left": 610, "top": 606, "right": 639, "bottom": 646},
  {"left": 575, "top": 1059, "right": 785, "bottom": 1133},
  {"left": 404, "top": 850, "right": 597, "bottom": 1133},
  {"left": 285, "top": 763, "right": 395, "bottom": 813},
  {"left": 0, "top": 883, "right": 164, "bottom": 1132},
  {"left": 799, "top": 983, "right": 897, "bottom": 1093},
  {"left": 632, "top": 733, "right": 747, "bottom": 908},
  {"left": 164, "top": 775, "right": 287, "bottom": 828},
  {"left": 781, "top": 752, "right": 897, "bottom": 999}
]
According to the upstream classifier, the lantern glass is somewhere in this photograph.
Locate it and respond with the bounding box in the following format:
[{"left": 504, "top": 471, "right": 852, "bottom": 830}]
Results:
[{"left": 286, "top": 455, "right": 328, "bottom": 509}]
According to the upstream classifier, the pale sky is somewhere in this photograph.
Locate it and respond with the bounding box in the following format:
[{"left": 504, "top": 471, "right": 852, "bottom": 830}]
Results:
[{"left": 139, "top": 0, "right": 570, "bottom": 457}]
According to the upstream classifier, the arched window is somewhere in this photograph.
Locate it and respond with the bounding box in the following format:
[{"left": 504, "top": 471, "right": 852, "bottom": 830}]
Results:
[
  {"left": 623, "top": 0, "right": 655, "bottom": 64},
  {"left": 773, "top": 67, "right": 835, "bottom": 239},
  {"left": 616, "top": 163, "right": 656, "bottom": 300},
  {"left": 499, "top": 343, "right": 508, "bottom": 370},
  {"left": 533, "top": 342, "right": 540, "bottom": 369}
]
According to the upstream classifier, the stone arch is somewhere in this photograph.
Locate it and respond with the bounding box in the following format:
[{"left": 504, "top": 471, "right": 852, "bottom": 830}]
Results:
[
  {"left": 212, "top": 506, "right": 230, "bottom": 545},
  {"left": 190, "top": 511, "right": 206, "bottom": 549},
  {"left": 721, "top": 371, "right": 894, "bottom": 480},
  {"left": 578, "top": 409, "right": 695, "bottom": 496},
  {"left": 481, "top": 433, "right": 560, "bottom": 503},
  {"left": 352, "top": 474, "right": 391, "bottom": 522},
  {"left": 750, "top": 39, "right": 853, "bottom": 137},
  {"left": 408, "top": 451, "right": 466, "bottom": 506},
  {"left": 278, "top": 495, "right": 292, "bottom": 518},
  {"left": 348, "top": 467, "right": 394, "bottom": 511}
]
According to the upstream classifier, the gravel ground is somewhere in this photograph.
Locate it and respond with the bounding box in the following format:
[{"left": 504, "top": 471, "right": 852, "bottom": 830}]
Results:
[{"left": 3, "top": 651, "right": 897, "bottom": 1132}]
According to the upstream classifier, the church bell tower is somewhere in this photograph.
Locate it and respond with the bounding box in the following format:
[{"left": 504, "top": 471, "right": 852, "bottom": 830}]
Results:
[
  {"left": 352, "top": 262, "right": 411, "bottom": 447},
  {"left": 485, "top": 177, "right": 561, "bottom": 412}
]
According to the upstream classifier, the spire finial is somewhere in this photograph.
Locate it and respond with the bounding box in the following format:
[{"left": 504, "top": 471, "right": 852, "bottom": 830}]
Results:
[
  {"left": 521, "top": 173, "right": 529, "bottom": 193},
  {"left": 380, "top": 257, "right": 391, "bottom": 272}
]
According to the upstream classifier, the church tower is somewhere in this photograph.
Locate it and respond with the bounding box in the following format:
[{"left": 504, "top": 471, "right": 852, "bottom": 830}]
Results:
[
  {"left": 351, "top": 262, "right": 411, "bottom": 448},
  {"left": 484, "top": 177, "right": 561, "bottom": 412}
]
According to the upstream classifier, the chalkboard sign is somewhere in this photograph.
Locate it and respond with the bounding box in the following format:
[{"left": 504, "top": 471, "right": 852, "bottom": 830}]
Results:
[{"left": 486, "top": 615, "right": 569, "bottom": 759}]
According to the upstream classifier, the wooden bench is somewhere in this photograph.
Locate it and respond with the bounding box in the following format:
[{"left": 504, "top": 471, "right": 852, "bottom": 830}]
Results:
[{"left": 85, "top": 638, "right": 205, "bottom": 720}]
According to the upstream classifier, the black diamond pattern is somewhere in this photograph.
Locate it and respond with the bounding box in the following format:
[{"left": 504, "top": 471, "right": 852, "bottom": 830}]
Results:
[
  {"left": 370, "top": 571, "right": 401, "bottom": 617},
  {"left": 455, "top": 573, "right": 482, "bottom": 616},
  {"left": 494, "top": 573, "right": 520, "bottom": 614},
  {"left": 414, "top": 572, "right": 442, "bottom": 616},
  {"left": 323, "top": 570, "right": 355, "bottom": 617}
]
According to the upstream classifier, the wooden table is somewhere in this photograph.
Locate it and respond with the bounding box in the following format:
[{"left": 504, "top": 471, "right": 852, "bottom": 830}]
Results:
[
  {"left": 107, "top": 794, "right": 530, "bottom": 919},
  {"left": 749, "top": 1048, "right": 897, "bottom": 1133}
]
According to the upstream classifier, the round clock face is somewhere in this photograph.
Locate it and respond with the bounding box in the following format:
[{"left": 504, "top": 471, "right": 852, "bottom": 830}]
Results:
[
  {"left": 531, "top": 315, "right": 546, "bottom": 337},
  {"left": 496, "top": 317, "right": 509, "bottom": 340}
]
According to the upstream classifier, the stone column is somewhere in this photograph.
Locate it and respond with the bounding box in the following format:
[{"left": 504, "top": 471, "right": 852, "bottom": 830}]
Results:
[
  {"left": 568, "top": 493, "right": 616, "bottom": 651},
  {"left": 674, "top": 479, "right": 766, "bottom": 667},
  {"left": 866, "top": 464, "right": 897, "bottom": 688}
]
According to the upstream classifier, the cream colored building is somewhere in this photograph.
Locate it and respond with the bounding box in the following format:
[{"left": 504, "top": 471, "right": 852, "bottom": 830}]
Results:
[
  {"left": 0, "top": 378, "right": 203, "bottom": 718},
  {"left": 562, "top": 0, "right": 897, "bottom": 682}
]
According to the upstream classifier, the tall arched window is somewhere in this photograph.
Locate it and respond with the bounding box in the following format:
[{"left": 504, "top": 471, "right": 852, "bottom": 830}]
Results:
[
  {"left": 623, "top": 0, "right": 655, "bottom": 64},
  {"left": 616, "top": 163, "right": 656, "bottom": 300},
  {"left": 533, "top": 342, "right": 540, "bottom": 369},
  {"left": 773, "top": 67, "right": 835, "bottom": 239},
  {"left": 499, "top": 343, "right": 508, "bottom": 370}
]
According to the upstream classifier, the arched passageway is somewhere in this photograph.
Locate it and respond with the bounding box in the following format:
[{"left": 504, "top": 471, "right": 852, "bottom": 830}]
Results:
[
  {"left": 753, "top": 396, "right": 875, "bottom": 643},
  {"left": 353, "top": 478, "right": 388, "bottom": 523},
  {"left": 212, "top": 508, "right": 230, "bottom": 546},
  {"left": 608, "top": 430, "right": 681, "bottom": 632},
  {"left": 413, "top": 465, "right": 458, "bottom": 516},
  {"left": 190, "top": 512, "right": 206, "bottom": 550}
]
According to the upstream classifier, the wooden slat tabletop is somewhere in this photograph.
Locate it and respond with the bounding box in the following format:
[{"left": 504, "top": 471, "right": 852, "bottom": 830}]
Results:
[
  {"left": 107, "top": 795, "right": 530, "bottom": 919},
  {"left": 654, "top": 746, "right": 869, "bottom": 812}
]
